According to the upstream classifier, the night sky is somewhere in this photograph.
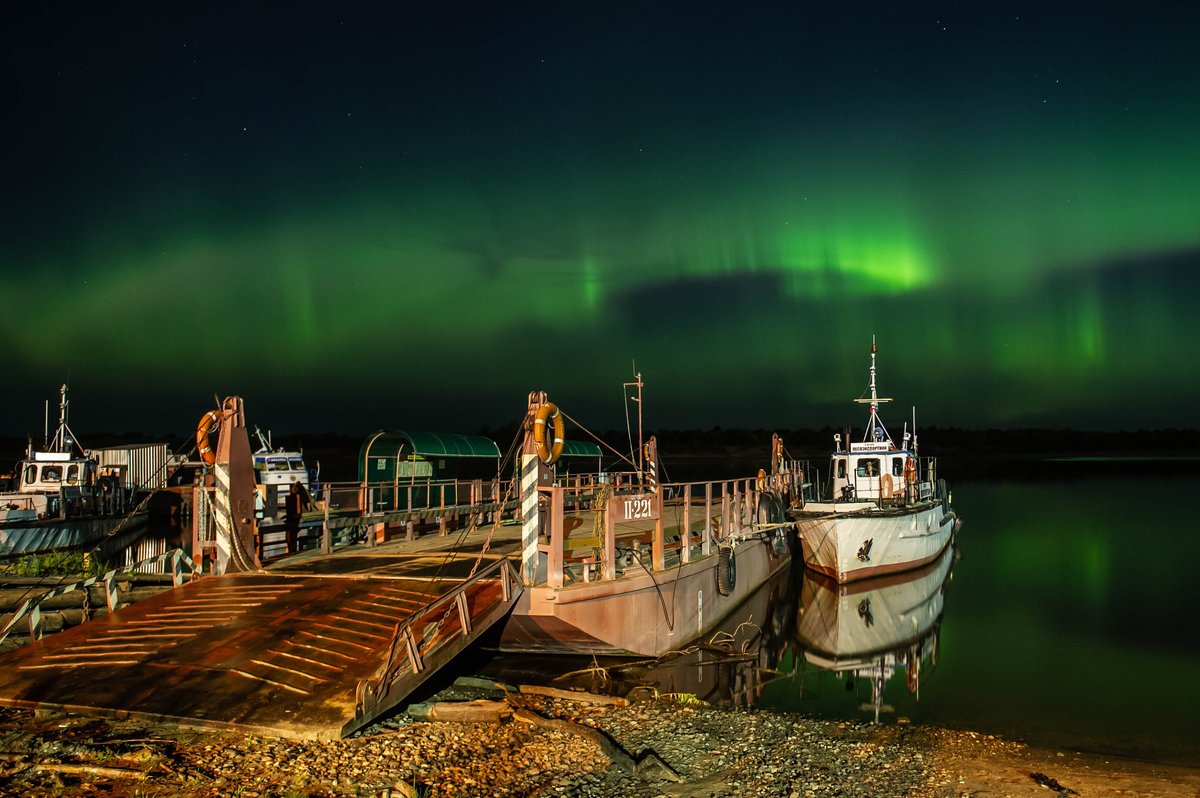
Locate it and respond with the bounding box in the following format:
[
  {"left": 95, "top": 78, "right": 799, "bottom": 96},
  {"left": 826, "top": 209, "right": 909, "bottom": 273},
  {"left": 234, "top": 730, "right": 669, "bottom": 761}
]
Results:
[{"left": 3, "top": 3, "right": 1198, "bottom": 438}]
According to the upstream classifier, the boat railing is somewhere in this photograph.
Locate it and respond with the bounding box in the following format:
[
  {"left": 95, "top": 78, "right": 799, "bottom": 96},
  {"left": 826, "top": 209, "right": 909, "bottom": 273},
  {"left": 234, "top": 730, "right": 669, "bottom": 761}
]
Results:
[
  {"left": 314, "top": 477, "right": 521, "bottom": 552},
  {"left": 355, "top": 556, "right": 522, "bottom": 722},
  {"left": 536, "top": 473, "right": 792, "bottom": 588},
  {"left": 1, "top": 496, "right": 39, "bottom": 512}
]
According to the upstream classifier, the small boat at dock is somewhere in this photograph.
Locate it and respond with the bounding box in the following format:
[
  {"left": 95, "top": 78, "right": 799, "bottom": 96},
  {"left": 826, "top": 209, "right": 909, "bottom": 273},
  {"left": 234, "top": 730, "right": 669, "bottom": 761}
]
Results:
[
  {"left": 1, "top": 386, "right": 167, "bottom": 560},
  {"left": 251, "top": 427, "right": 314, "bottom": 523},
  {"left": 790, "top": 341, "right": 958, "bottom": 582}
]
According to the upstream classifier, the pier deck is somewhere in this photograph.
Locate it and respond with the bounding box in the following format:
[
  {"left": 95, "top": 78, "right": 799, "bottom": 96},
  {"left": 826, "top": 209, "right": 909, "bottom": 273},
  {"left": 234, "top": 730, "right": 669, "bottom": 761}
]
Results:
[{"left": 0, "top": 545, "right": 521, "bottom": 739}]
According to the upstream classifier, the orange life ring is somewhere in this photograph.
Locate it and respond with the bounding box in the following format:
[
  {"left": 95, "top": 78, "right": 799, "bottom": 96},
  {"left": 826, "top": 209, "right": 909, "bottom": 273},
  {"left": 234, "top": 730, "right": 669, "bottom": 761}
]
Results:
[
  {"left": 904, "top": 457, "right": 917, "bottom": 485},
  {"left": 533, "top": 402, "right": 565, "bottom": 464},
  {"left": 196, "top": 409, "right": 220, "bottom": 466},
  {"left": 881, "top": 473, "right": 894, "bottom": 499}
]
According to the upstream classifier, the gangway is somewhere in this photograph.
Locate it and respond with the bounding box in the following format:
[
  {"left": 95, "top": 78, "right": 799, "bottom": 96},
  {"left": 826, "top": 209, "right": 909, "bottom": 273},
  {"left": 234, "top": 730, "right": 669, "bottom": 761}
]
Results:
[{"left": 0, "top": 554, "right": 521, "bottom": 739}]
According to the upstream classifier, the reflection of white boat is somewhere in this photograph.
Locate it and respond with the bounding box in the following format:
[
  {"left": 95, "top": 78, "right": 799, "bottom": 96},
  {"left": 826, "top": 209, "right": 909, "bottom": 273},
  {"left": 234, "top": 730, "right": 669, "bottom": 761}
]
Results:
[
  {"left": 791, "top": 340, "right": 957, "bottom": 582},
  {"left": 796, "top": 542, "right": 954, "bottom": 721}
]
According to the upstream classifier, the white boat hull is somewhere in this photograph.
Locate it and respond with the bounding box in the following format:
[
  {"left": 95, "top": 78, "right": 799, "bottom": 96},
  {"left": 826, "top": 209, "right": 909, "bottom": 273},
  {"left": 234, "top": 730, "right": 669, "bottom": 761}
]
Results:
[{"left": 795, "top": 500, "right": 954, "bottom": 583}]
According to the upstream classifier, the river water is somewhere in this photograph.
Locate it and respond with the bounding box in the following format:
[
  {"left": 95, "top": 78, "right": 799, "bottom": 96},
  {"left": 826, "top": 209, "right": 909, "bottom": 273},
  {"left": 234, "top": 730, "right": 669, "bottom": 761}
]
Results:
[{"left": 477, "top": 461, "right": 1200, "bottom": 767}]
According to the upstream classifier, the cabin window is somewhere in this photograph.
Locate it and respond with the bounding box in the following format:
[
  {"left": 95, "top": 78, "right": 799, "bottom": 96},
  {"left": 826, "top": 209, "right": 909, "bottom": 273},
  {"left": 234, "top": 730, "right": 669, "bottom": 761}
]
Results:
[
  {"left": 892, "top": 457, "right": 904, "bottom": 477},
  {"left": 268, "top": 458, "right": 290, "bottom": 472},
  {"left": 66, "top": 464, "right": 80, "bottom": 484},
  {"left": 24, "top": 464, "right": 37, "bottom": 483},
  {"left": 396, "top": 460, "right": 433, "bottom": 479},
  {"left": 41, "top": 465, "right": 63, "bottom": 483},
  {"left": 855, "top": 459, "right": 880, "bottom": 478},
  {"left": 288, "top": 458, "right": 304, "bottom": 470},
  {"left": 836, "top": 459, "right": 847, "bottom": 478}
]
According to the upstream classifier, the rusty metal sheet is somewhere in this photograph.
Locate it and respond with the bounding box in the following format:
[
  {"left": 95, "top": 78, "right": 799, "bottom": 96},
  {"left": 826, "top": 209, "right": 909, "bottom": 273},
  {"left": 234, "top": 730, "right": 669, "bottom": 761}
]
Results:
[{"left": 0, "top": 569, "right": 512, "bottom": 739}]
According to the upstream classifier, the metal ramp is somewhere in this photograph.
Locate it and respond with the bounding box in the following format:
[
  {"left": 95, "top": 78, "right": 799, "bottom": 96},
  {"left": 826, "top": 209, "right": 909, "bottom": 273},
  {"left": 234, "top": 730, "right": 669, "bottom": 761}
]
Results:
[{"left": 0, "top": 556, "right": 521, "bottom": 740}]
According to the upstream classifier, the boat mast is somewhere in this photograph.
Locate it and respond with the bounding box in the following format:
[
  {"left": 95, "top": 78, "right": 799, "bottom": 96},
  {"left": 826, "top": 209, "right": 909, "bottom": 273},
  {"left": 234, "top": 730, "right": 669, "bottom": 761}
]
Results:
[
  {"left": 625, "top": 370, "right": 644, "bottom": 477},
  {"left": 51, "top": 384, "right": 77, "bottom": 453},
  {"left": 854, "top": 337, "right": 892, "bottom": 443}
]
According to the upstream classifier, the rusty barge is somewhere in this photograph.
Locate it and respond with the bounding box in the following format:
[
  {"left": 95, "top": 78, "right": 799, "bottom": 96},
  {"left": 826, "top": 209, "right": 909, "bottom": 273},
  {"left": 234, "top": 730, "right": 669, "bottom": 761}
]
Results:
[{"left": 0, "top": 380, "right": 803, "bottom": 738}]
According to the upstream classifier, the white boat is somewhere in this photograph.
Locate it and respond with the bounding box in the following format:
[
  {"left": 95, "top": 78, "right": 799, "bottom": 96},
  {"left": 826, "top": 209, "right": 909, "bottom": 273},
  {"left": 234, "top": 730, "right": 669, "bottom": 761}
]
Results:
[
  {"left": 0, "top": 386, "right": 162, "bottom": 559},
  {"left": 795, "top": 541, "right": 954, "bottom": 722},
  {"left": 251, "top": 427, "right": 313, "bottom": 516},
  {"left": 791, "top": 340, "right": 958, "bottom": 582}
]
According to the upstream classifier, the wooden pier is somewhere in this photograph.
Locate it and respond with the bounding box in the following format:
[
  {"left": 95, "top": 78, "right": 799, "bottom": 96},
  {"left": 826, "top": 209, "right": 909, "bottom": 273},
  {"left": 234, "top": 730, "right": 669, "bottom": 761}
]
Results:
[{"left": 0, "top": 549, "right": 521, "bottom": 740}]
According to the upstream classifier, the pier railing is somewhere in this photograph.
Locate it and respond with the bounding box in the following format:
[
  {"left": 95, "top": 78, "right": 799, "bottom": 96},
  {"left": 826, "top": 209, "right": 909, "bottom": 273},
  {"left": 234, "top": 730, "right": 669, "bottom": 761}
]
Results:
[
  {"left": 311, "top": 471, "right": 649, "bottom": 553},
  {"left": 535, "top": 468, "right": 803, "bottom": 588}
]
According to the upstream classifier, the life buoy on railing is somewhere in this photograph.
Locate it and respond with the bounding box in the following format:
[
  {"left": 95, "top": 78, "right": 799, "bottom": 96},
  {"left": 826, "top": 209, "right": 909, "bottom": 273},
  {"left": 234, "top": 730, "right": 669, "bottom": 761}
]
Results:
[
  {"left": 756, "top": 468, "right": 766, "bottom": 492},
  {"left": 904, "top": 457, "right": 917, "bottom": 485},
  {"left": 533, "top": 402, "right": 565, "bottom": 465},
  {"left": 196, "top": 409, "right": 220, "bottom": 466}
]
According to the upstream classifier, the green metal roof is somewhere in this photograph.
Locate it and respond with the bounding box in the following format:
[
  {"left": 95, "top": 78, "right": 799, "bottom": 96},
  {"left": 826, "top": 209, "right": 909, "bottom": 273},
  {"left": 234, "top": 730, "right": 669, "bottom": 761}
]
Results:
[
  {"left": 361, "top": 430, "right": 501, "bottom": 460},
  {"left": 559, "top": 440, "right": 602, "bottom": 458}
]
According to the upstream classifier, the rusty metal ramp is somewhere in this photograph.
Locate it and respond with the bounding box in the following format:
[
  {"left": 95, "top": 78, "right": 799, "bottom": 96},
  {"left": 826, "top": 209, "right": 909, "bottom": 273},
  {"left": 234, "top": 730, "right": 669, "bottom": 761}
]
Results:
[{"left": 0, "top": 557, "right": 521, "bottom": 740}]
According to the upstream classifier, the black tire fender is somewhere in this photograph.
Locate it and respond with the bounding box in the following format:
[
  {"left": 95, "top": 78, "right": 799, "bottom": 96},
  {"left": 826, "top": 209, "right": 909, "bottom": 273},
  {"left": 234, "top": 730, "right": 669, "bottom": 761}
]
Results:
[{"left": 717, "top": 545, "right": 736, "bottom": 596}]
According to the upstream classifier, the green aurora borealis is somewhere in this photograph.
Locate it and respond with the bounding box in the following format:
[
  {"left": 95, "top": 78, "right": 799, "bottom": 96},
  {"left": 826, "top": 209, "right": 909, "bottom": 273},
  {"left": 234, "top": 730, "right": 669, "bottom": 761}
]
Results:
[{"left": 2, "top": 3, "right": 1198, "bottom": 434}]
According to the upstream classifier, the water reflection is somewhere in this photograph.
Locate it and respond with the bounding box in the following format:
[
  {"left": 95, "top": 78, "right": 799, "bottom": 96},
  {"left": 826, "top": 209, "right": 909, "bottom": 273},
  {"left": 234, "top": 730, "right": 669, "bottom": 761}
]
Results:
[
  {"left": 794, "top": 545, "right": 953, "bottom": 722},
  {"left": 479, "top": 545, "right": 955, "bottom": 724}
]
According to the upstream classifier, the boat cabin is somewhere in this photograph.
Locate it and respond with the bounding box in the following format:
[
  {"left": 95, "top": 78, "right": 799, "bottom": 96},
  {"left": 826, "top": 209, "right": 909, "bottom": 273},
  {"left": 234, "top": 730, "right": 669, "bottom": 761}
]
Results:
[
  {"left": 253, "top": 451, "right": 309, "bottom": 491},
  {"left": 829, "top": 440, "right": 931, "bottom": 503},
  {"left": 19, "top": 451, "right": 96, "bottom": 493}
]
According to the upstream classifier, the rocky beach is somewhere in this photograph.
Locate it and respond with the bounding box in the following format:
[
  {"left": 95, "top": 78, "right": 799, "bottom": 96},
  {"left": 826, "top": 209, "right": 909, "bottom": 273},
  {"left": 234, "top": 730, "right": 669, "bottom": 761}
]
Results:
[{"left": 1, "top": 684, "right": 1195, "bottom": 798}]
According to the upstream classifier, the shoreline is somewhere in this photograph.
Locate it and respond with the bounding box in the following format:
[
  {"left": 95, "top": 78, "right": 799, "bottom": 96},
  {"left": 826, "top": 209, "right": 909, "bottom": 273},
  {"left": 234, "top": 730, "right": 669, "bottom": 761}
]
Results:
[{"left": 1, "top": 691, "right": 1196, "bottom": 797}]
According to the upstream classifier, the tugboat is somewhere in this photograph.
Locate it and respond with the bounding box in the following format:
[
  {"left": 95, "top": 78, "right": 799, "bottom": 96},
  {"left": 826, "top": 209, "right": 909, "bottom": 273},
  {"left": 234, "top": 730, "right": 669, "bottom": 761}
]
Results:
[{"left": 790, "top": 340, "right": 958, "bottom": 582}]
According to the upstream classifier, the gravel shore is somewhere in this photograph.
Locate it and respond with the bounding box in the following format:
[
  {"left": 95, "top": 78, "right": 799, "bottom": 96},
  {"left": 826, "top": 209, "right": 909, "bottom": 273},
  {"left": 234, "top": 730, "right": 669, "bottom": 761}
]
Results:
[{"left": 1, "top": 689, "right": 1196, "bottom": 798}]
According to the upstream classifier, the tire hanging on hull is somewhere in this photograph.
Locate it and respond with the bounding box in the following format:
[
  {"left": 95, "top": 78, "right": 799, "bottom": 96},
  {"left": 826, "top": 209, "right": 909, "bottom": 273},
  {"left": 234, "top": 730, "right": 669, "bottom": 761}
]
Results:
[
  {"left": 716, "top": 545, "right": 736, "bottom": 596},
  {"left": 757, "top": 493, "right": 790, "bottom": 558}
]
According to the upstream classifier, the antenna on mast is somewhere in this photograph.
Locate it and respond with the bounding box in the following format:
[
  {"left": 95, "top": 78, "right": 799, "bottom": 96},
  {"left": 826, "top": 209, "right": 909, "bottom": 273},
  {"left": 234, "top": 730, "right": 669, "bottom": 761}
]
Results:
[
  {"left": 853, "top": 336, "right": 893, "bottom": 443},
  {"left": 624, "top": 367, "right": 644, "bottom": 477}
]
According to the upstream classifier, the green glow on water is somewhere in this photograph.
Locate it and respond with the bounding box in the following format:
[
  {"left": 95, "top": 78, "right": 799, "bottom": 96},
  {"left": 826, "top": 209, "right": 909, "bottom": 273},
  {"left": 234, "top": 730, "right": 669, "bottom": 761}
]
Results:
[{"left": 757, "top": 474, "right": 1200, "bottom": 766}]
